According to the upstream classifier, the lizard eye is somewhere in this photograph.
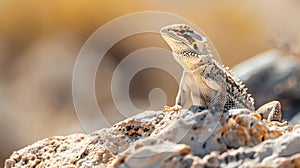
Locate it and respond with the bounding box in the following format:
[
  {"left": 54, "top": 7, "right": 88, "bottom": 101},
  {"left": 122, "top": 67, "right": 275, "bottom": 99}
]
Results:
[{"left": 179, "top": 29, "right": 186, "bottom": 34}]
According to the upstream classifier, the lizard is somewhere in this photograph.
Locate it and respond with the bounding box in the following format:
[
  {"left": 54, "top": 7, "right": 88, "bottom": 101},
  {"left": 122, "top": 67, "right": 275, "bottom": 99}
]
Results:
[{"left": 160, "top": 24, "right": 284, "bottom": 123}]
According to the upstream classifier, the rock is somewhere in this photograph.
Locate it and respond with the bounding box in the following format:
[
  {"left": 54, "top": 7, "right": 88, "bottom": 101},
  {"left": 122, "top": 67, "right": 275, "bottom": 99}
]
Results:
[
  {"left": 233, "top": 50, "right": 300, "bottom": 121},
  {"left": 290, "top": 112, "right": 300, "bottom": 126},
  {"left": 117, "top": 127, "right": 300, "bottom": 168},
  {"left": 4, "top": 104, "right": 298, "bottom": 168}
]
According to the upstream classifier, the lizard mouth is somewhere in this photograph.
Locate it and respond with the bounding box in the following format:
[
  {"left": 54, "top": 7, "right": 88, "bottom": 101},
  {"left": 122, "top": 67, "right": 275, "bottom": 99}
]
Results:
[
  {"left": 167, "top": 35, "right": 188, "bottom": 45},
  {"left": 161, "top": 31, "right": 190, "bottom": 45},
  {"left": 161, "top": 33, "right": 196, "bottom": 56}
]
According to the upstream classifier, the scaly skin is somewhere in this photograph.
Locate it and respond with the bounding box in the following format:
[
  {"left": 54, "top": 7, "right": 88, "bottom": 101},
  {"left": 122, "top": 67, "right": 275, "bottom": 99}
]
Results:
[{"left": 161, "top": 24, "right": 284, "bottom": 123}]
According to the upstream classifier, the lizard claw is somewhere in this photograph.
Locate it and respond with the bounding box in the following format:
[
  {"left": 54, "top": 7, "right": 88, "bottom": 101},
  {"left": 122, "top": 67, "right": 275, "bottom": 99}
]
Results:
[{"left": 163, "top": 105, "right": 182, "bottom": 112}]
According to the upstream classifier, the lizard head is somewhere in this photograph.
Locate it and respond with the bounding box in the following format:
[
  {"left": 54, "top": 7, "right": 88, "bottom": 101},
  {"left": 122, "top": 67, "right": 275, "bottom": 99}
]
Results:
[{"left": 160, "top": 24, "right": 211, "bottom": 70}]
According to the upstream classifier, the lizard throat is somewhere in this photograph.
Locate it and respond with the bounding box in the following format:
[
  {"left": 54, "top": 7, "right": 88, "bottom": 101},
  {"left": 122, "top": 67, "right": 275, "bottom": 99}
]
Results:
[{"left": 173, "top": 51, "right": 212, "bottom": 71}]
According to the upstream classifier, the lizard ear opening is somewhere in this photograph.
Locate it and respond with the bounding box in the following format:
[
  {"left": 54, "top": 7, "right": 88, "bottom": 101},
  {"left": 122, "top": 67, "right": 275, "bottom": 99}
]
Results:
[
  {"left": 193, "top": 43, "right": 198, "bottom": 50},
  {"left": 192, "top": 42, "right": 201, "bottom": 55}
]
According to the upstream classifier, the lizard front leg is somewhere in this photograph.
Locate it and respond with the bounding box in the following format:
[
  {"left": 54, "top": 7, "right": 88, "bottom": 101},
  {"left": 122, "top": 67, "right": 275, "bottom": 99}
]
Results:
[
  {"left": 163, "top": 89, "right": 185, "bottom": 112},
  {"left": 164, "top": 74, "right": 189, "bottom": 112}
]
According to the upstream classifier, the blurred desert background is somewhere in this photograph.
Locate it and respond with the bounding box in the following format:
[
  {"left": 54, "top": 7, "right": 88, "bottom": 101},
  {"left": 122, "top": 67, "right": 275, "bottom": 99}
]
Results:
[{"left": 1, "top": 0, "right": 300, "bottom": 166}]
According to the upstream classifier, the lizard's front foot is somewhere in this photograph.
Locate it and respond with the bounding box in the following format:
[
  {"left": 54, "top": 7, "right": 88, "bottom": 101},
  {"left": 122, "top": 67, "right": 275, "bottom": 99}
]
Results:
[{"left": 163, "top": 105, "right": 182, "bottom": 112}]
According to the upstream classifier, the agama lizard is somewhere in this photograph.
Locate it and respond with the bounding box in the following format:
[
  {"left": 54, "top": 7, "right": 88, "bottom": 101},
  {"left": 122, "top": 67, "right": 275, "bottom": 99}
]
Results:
[{"left": 161, "top": 24, "right": 284, "bottom": 123}]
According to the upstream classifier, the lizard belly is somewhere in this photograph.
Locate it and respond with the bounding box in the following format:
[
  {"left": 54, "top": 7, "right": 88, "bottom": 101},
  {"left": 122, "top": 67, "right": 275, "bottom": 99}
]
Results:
[
  {"left": 188, "top": 75, "right": 226, "bottom": 109},
  {"left": 190, "top": 90, "right": 207, "bottom": 107},
  {"left": 189, "top": 79, "right": 214, "bottom": 108}
]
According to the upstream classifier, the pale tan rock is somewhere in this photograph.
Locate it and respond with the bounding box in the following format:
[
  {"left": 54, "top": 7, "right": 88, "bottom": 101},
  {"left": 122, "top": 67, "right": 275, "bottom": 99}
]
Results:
[{"left": 4, "top": 106, "right": 299, "bottom": 168}]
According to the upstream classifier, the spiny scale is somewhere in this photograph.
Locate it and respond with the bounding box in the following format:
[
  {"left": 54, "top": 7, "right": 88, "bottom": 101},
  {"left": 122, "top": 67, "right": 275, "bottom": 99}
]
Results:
[
  {"left": 220, "top": 63, "right": 255, "bottom": 111},
  {"left": 212, "top": 58, "right": 255, "bottom": 111}
]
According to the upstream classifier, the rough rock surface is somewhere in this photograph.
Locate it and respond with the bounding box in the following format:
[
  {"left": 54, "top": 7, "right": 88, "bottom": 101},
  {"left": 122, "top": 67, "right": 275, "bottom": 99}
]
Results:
[
  {"left": 234, "top": 49, "right": 300, "bottom": 121},
  {"left": 4, "top": 105, "right": 300, "bottom": 168}
]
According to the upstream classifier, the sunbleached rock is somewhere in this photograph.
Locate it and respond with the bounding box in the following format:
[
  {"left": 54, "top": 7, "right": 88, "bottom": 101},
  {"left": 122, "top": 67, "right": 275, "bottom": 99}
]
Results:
[
  {"left": 234, "top": 50, "right": 300, "bottom": 121},
  {"left": 4, "top": 106, "right": 299, "bottom": 168}
]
